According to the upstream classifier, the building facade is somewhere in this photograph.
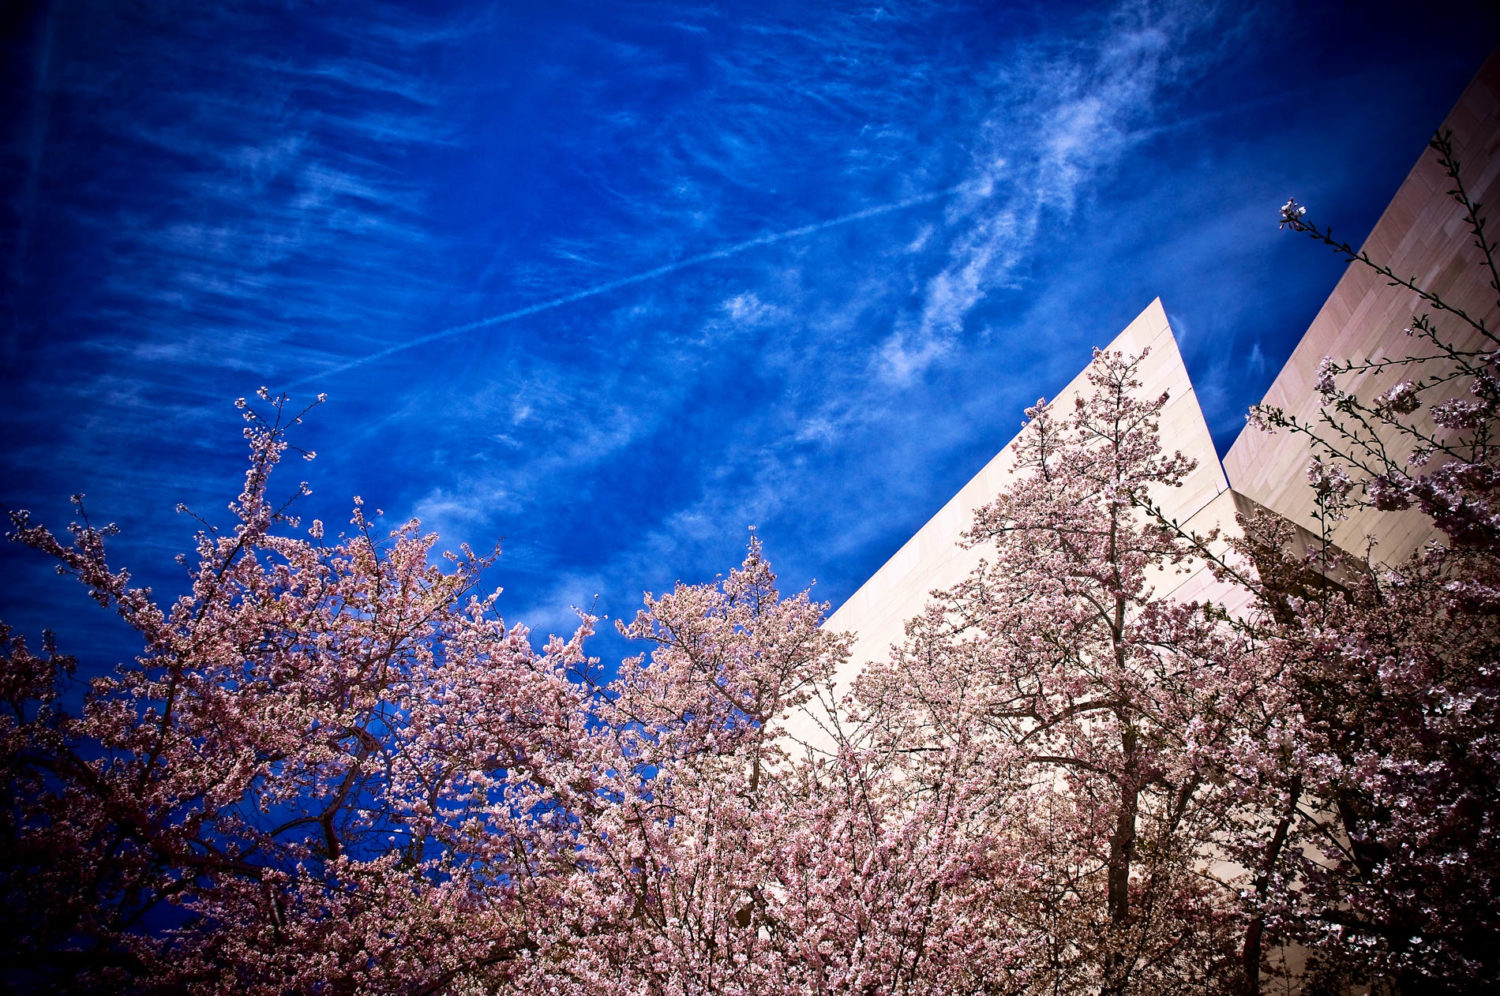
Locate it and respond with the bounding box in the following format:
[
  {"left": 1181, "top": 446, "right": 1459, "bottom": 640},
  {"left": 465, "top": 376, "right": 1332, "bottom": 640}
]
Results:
[{"left": 786, "top": 50, "right": 1500, "bottom": 755}]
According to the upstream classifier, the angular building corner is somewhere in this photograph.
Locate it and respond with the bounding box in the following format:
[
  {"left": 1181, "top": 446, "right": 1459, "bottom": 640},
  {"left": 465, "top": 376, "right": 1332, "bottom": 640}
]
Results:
[
  {"left": 1224, "top": 49, "right": 1500, "bottom": 563},
  {"left": 787, "top": 49, "right": 1500, "bottom": 756}
]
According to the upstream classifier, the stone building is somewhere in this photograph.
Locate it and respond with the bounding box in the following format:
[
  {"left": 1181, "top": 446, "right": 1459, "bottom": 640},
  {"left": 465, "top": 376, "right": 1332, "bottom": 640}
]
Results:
[{"left": 786, "top": 50, "right": 1500, "bottom": 753}]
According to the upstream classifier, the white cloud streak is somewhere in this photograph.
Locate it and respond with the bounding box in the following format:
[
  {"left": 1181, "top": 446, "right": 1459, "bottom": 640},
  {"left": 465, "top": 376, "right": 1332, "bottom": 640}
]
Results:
[
  {"left": 878, "top": 1, "right": 1226, "bottom": 384},
  {"left": 288, "top": 185, "right": 961, "bottom": 388}
]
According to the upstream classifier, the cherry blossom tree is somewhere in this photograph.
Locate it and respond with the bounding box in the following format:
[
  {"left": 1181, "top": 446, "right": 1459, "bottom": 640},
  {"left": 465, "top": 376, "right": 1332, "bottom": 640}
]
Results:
[
  {"left": 1220, "top": 519, "right": 1500, "bottom": 996},
  {"left": 537, "top": 537, "right": 854, "bottom": 993},
  {"left": 7, "top": 387, "right": 1027, "bottom": 995},
  {"left": 1222, "top": 130, "right": 1500, "bottom": 995},
  {"left": 2, "top": 391, "right": 604, "bottom": 993},
  {"left": 854, "top": 349, "right": 1265, "bottom": 995},
  {"left": 551, "top": 539, "right": 1038, "bottom": 995}
]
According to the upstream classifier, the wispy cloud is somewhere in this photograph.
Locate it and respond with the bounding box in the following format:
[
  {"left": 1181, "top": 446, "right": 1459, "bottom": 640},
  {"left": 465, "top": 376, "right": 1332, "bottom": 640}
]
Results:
[
  {"left": 0, "top": 0, "right": 475, "bottom": 600},
  {"left": 877, "top": 1, "right": 1229, "bottom": 384}
]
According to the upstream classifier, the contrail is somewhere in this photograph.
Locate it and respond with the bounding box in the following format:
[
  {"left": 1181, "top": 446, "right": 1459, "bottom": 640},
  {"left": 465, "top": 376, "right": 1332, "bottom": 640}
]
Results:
[{"left": 287, "top": 186, "right": 962, "bottom": 388}]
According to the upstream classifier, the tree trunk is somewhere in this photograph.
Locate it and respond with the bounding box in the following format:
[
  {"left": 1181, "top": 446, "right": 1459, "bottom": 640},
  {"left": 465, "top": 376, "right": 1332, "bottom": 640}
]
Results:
[
  {"left": 1104, "top": 756, "right": 1139, "bottom": 996},
  {"left": 1242, "top": 774, "right": 1301, "bottom": 995}
]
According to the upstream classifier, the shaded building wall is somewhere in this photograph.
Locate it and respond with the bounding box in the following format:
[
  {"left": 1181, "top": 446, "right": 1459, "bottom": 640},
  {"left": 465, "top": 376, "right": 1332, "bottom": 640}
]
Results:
[{"left": 1223, "top": 51, "right": 1500, "bottom": 563}]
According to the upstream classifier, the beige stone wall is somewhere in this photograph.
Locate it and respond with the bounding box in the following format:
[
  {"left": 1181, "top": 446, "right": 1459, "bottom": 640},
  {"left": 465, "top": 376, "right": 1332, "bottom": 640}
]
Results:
[{"left": 1222, "top": 51, "right": 1500, "bottom": 563}]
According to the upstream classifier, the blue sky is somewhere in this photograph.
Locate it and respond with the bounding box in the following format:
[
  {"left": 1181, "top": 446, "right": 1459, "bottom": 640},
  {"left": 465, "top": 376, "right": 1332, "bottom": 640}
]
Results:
[{"left": 2, "top": 0, "right": 1497, "bottom": 672}]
